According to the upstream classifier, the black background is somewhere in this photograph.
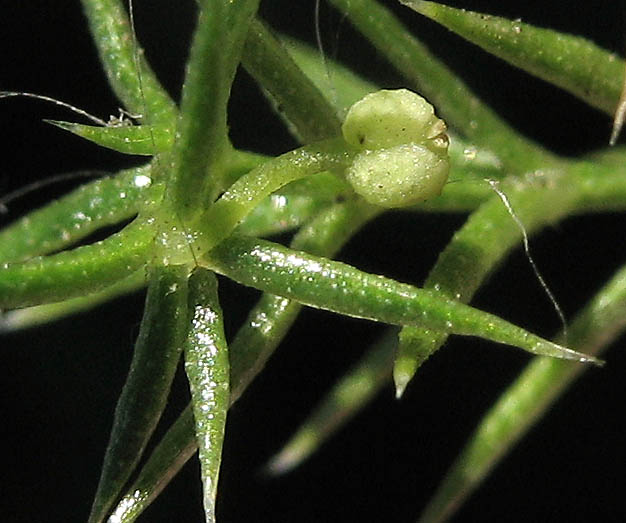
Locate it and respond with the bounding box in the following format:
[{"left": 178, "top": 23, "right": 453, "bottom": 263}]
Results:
[{"left": 1, "top": 1, "right": 626, "bottom": 522}]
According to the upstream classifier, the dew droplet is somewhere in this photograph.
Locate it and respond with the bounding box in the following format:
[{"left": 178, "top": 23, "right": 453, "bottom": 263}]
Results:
[{"left": 463, "top": 146, "right": 477, "bottom": 161}]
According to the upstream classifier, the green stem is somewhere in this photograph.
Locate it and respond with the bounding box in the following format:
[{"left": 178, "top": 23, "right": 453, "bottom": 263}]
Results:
[
  {"left": 242, "top": 18, "right": 342, "bottom": 142},
  {"left": 281, "top": 36, "right": 379, "bottom": 115},
  {"left": 188, "top": 138, "right": 355, "bottom": 257},
  {"left": 168, "top": 0, "right": 259, "bottom": 217}
]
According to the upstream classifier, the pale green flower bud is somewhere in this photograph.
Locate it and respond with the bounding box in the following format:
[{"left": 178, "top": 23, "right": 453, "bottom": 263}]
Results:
[{"left": 342, "top": 89, "right": 449, "bottom": 207}]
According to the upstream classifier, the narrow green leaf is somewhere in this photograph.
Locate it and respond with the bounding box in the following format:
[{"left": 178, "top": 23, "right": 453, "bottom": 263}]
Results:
[
  {"left": 110, "top": 200, "right": 380, "bottom": 520},
  {"left": 242, "top": 19, "right": 342, "bottom": 143},
  {"left": 418, "top": 262, "right": 626, "bottom": 523},
  {"left": 0, "top": 217, "right": 153, "bottom": 309},
  {"left": 79, "top": 0, "right": 177, "bottom": 127},
  {"left": 47, "top": 121, "right": 174, "bottom": 155},
  {"left": 183, "top": 269, "right": 229, "bottom": 522},
  {"left": 205, "top": 234, "right": 602, "bottom": 365},
  {"left": 168, "top": 0, "right": 259, "bottom": 218},
  {"left": 406, "top": 1, "right": 624, "bottom": 116},
  {"left": 266, "top": 330, "right": 395, "bottom": 474},
  {"left": 328, "top": 0, "right": 553, "bottom": 171},
  {"left": 0, "top": 270, "right": 145, "bottom": 332},
  {"left": 88, "top": 264, "right": 189, "bottom": 523},
  {"left": 0, "top": 165, "right": 152, "bottom": 263}
]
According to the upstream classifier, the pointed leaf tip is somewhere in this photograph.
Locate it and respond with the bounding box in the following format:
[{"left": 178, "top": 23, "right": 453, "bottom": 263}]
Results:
[
  {"left": 610, "top": 66, "right": 626, "bottom": 146},
  {"left": 540, "top": 340, "right": 604, "bottom": 367},
  {"left": 265, "top": 432, "right": 317, "bottom": 476},
  {"left": 393, "top": 361, "right": 414, "bottom": 399},
  {"left": 398, "top": 0, "right": 430, "bottom": 14},
  {"left": 44, "top": 119, "right": 76, "bottom": 130},
  {"left": 45, "top": 119, "right": 173, "bottom": 155}
]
